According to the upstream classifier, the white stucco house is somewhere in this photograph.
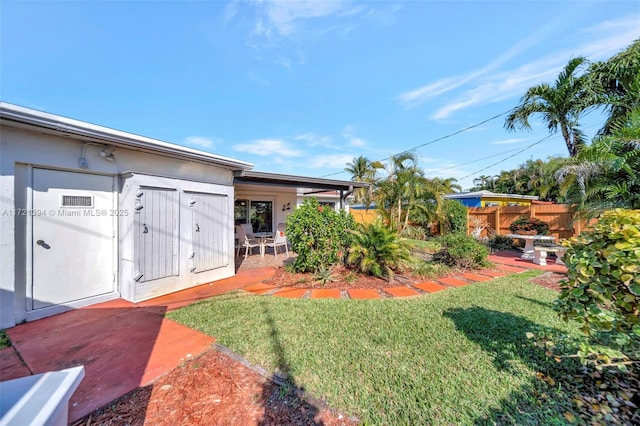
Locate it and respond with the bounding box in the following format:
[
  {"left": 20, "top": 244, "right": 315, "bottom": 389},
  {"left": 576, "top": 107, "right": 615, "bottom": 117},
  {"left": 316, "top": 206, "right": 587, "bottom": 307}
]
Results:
[{"left": 0, "top": 102, "right": 366, "bottom": 328}]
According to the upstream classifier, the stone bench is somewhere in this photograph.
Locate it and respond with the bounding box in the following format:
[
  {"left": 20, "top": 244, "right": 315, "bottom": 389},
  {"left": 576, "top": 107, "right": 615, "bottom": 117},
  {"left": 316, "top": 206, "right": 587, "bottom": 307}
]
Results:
[{"left": 533, "top": 245, "right": 567, "bottom": 266}]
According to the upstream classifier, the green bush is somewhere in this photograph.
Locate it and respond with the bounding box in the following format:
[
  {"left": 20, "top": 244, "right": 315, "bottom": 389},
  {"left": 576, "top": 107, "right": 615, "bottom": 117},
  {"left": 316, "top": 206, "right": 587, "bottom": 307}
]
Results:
[
  {"left": 400, "top": 225, "right": 428, "bottom": 240},
  {"left": 433, "top": 232, "right": 490, "bottom": 269},
  {"left": 509, "top": 216, "right": 550, "bottom": 235},
  {"left": 347, "top": 220, "right": 411, "bottom": 280},
  {"left": 555, "top": 209, "right": 640, "bottom": 368},
  {"left": 441, "top": 200, "right": 468, "bottom": 234},
  {"left": 486, "top": 234, "right": 515, "bottom": 251},
  {"left": 286, "top": 198, "right": 356, "bottom": 273}
]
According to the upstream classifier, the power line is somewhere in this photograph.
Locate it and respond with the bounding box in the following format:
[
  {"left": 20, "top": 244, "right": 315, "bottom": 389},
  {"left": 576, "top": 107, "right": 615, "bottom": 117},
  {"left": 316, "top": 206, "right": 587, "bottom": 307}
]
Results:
[
  {"left": 321, "top": 107, "right": 515, "bottom": 178},
  {"left": 435, "top": 145, "right": 526, "bottom": 172},
  {"left": 458, "top": 131, "right": 558, "bottom": 180}
]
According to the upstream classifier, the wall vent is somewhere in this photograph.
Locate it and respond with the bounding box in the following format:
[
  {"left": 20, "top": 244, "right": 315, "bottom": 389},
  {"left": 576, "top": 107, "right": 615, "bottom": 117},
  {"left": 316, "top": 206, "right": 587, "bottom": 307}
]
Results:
[{"left": 60, "top": 195, "right": 94, "bottom": 208}]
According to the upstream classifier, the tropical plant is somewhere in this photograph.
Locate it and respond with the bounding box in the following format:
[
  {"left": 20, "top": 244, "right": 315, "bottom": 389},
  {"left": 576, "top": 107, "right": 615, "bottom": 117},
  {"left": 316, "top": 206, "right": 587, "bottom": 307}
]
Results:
[
  {"left": 432, "top": 232, "right": 490, "bottom": 270},
  {"left": 509, "top": 216, "right": 550, "bottom": 235},
  {"left": 313, "top": 265, "right": 338, "bottom": 286},
  {"left": 347, "top": 220, "right": 411, "bottom": 280},
  {"left": 345, "top": 155, "right": 383, "bottom": 207},
  {"left": 286, "top": 198, "right": 356, "bottom": 273},
  {"left": 440, "top": 199, "right": 467, "bottom": 235},
  {"left": 556, "top": 109, "right": 640, "bottom": 218},
  {"left": 485, "top": 234, "right": 514, "bottom": 252},
  {"left": 505, "top": 57, "right": 596, "bottom": 157},
  {"left": 587, "top": 38, "right": 640, "bottom": 135},
  {"left": 555, "top": 209, "right": 640, "bottom": 368}
]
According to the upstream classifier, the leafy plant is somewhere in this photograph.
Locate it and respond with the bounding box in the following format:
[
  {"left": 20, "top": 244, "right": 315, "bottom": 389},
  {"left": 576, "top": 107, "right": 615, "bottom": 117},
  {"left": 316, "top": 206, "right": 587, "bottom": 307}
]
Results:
[
  {"left": 440, "top": 199, "right": 467, "bottom": 234},
  {"left": 486, "top": 234, "right": 515, "bottom": 252},
  {"left": 555, "top": 209, "right": 640, "bottom": 369},
  {"left": 0, "top": 330, "right": 9, "bottom": 350},
  {"left": 400, "top": 225, "right": 427, "bottom": 241},
  {"left": 409, "top": 259, "right": 451, "bottom": 279},
  {"left": 347, "top": 220, "right": 411, "bottom": 280},
  {"left": 509, "top": 216, "right": 550, "bottom": 235},
  {"left": 313, "top": 266, "right": 338, "bottom": 286},
  {"left": 286, "top": 198, "right": 356, "bottom": 273},
  {"left": 433, "top": 232, "right": 490, "bottom": 270}
]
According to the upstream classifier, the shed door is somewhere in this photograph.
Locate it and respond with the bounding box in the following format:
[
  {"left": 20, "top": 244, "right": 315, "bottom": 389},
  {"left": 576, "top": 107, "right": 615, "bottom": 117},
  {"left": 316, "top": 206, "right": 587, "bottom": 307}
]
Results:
[
  {"left": 31, "top": 169, "right": 116, "bottom": 310},
  {"left": 188, "top": 192, "right": 229, "bottom": 273}
]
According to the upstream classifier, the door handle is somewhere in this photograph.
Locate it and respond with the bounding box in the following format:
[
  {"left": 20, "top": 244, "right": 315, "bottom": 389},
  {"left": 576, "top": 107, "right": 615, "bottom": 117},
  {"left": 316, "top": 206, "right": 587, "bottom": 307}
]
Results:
[
  {"left": 143, "top": 224, "right": 148, "bottom": 233},
  {"left": 195, "top": 223, "right": 200, "bottom": 232},
  {"left": 36, "top": 240, "right": 51, "bottom": 249}
]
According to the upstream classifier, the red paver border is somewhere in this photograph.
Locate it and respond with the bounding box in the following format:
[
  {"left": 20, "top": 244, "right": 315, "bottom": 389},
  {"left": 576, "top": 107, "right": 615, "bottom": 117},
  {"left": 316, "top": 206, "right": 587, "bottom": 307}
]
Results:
[
  {"left": 273, "top": 288, "right": 308, "bottom": 298},
  {"left": 413, "top": 281, "right": 447, "bottom": 293},
  {"left": 310, "top": 289, "right": 342, "bottom": 299},
  {"left": 243, "top": 283, "right": 278, "bottom": 295},
  {"left": 383, "top": 286, "right": 421, "bottom": 298},
  {"left": 438, "top": 277, "right": 469, "bottom": 287},
  {"left": 461, "top": 273, "right": 493, "bottom": 282},
  {"left": 347, "top": 289, "right": 381, "bottom": 300}
]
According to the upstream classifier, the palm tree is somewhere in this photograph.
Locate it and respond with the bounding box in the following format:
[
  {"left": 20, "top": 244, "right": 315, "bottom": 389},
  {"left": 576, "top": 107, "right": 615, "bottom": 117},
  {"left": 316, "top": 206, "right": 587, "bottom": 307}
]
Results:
[
  {"left": 587, "top": 39, "right": 640, "bottom": 135},
  {"left": 374, "top": 152, "right": 425, "bottom": 233},
  {"left": 505, "top": 57, "right": 596, "bottom": 157},
  {"left": 345, "top": 156, "right": 383, "bottom": 207},
  {"left": 556, "top": 109, "right": 640, "bottom": 217}
]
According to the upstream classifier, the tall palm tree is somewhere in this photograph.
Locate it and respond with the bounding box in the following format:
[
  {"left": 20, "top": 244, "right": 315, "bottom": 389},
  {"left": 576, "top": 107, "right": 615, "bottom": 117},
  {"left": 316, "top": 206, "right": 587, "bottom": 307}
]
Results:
[
  {"left": 345, "top": 156, "right": 382, "bottom": 207},
  {"left": 556, "top": 109, "right": 640, "bottom": 217},
  {"left": 505, "top": 57, "right": 596, "bottom": 157},
  {"left": 587, "top": 39, "right": 640, "bottom": 135}
]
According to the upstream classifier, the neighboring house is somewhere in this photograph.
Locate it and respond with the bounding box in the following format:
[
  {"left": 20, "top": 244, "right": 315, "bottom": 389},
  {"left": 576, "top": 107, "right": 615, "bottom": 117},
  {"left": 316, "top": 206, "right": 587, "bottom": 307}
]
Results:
[
  {"left": 0, "top": 103, "right": 366, "bottom": 328},
  {"left": 444, "top": 190, "right": 539, "bottom": 207}
]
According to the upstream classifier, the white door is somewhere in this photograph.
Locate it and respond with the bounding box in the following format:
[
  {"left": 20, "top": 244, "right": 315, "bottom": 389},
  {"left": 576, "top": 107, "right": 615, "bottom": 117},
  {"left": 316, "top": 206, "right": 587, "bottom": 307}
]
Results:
[{"left": 31, "top": 169, "right": 116, "bottom": 310}]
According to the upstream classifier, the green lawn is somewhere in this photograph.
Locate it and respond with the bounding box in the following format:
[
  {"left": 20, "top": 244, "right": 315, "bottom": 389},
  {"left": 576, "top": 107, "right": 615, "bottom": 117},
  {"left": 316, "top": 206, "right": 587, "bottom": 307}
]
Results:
[{"left": 168, "top": 271, "right": 582, "bottom": 425}]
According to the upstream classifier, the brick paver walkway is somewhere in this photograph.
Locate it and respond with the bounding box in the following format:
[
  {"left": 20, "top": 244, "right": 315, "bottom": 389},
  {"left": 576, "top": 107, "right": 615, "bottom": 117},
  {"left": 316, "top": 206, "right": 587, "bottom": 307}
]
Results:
[{"left": 241, "top": 254, "right": 566, "bottom": 300}]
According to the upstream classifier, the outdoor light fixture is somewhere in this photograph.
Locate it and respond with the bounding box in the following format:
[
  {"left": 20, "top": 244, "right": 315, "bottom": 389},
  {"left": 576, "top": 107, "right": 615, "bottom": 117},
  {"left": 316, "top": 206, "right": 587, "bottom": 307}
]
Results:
[
  {"left": 282, "top": 202, "right": 291, "bottom": 212},
  {"left": 100, "top": 147, "right": 116, "bottom": 162},
  {"left": 79, "top": 143, "right": 116, "bottom": 168}
]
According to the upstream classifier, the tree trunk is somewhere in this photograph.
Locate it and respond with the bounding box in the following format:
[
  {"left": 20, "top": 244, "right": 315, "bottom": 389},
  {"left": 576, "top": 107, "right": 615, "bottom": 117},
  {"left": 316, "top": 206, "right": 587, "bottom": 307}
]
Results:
[{"left": 561, "top": 123, "right": 577, "bottom": 157}]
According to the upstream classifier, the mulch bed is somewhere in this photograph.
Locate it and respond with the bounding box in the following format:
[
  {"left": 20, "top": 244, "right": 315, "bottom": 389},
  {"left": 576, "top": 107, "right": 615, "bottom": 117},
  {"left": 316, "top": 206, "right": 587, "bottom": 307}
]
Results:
[
  {"left": 72, "top": 347, "right": 357, "bottom": 426},
  {"left": 263, "top": 265, "right": 397, "bottom": 290}
]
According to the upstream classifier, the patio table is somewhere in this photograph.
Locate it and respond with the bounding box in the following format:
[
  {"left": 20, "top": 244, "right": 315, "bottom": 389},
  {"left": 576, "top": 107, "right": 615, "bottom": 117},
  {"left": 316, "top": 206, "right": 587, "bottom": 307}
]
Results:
[
  {"left": 253, "top": 232, "right": 274, "bottom": 257},
  {"left": 506, "top": 233, "right": 556, "bottom": 260}
]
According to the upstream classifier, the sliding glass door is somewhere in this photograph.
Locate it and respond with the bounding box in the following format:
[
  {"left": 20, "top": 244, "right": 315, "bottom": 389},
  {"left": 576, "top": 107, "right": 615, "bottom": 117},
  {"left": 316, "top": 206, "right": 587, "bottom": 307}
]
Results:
[{"left": 235, "top": 199, "right": 273, "bottom": 233}]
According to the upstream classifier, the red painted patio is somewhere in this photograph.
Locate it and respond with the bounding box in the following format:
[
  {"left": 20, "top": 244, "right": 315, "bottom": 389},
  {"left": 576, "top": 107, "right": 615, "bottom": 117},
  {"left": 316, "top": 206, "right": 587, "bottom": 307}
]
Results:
[{"left": 0, "top": 250, "right": 565, "bottom": 423}]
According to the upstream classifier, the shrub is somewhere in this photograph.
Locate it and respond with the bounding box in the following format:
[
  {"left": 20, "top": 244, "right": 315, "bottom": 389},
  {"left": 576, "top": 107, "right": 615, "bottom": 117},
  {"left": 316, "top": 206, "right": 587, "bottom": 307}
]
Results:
[
  {"left": 347, "top": 220, "right": 411, "bottom": 280},
  {"left": 555, "top": 209, "right": 640, "bottom": 368},
  {"left": 286, "top": 198, "right": 357, "bottom": 273},
  {"left": 486, "top": 234, "right": 515, "bottom": 252},
  {"left": 400, "top": 225, "right": 428, "bottom": 240},
  {"left": 433, "top": 232, "right": 490, "bottom": 270},
  {"left": 440, "top": 200, "right": 467, "bottom": 234},
  {"left": 509, "top": 216, "right": 550, "bottom": 235}
]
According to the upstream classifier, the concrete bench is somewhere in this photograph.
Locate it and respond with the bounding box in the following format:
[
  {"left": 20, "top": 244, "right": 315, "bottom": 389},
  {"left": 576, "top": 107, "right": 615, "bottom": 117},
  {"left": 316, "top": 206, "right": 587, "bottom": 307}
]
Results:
[
  {"left": 0, "top": 365, "right": 84, "bottom": 426},
  {"left": 533, "top": 245, "right": 567, "bottom": 266}
]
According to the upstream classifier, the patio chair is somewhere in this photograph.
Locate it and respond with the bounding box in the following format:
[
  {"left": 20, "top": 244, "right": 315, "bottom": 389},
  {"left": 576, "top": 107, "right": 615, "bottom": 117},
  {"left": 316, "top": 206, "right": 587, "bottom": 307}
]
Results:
[
  {"left": 235, "top": 225, "right": 261, "bottom": 258},
  {"left": 264, "top": 226, "right": 289, "bottom": 259}
]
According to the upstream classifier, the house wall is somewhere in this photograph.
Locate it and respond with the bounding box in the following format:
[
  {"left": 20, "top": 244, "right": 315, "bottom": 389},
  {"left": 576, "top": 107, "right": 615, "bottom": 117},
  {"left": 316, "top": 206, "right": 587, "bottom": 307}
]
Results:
[
  {"left": 235, "top": 189, "right": 298, "bottom": 229},
  {"left": 0, "top": 126, "right": 235, "bottom": 328},
  {"left": 480, "top": 196, "right": 533, "bottom": 207}
]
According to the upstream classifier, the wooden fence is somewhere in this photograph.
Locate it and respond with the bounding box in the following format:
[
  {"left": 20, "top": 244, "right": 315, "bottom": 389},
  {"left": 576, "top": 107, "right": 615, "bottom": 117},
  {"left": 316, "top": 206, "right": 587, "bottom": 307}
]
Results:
[
  {"left": 349, "top": 209, "right": 378, "bottom": 225},
  {"left": 467, "top": 204, "right": 595, "bottom": 241}
]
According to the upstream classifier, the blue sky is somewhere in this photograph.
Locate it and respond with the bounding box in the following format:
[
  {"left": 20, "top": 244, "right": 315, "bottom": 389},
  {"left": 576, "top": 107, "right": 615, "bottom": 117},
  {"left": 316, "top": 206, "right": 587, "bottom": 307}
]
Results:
[{"left": 2, "top": 1, "right": 638, "bottom": 189}]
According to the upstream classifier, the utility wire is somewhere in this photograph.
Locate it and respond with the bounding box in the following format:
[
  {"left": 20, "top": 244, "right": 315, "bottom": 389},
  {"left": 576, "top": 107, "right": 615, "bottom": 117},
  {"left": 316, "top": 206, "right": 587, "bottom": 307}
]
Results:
[
  {"left": 458, "top": 131, "right": 558, "bottom": 180},
  {"left": 320, "top": 107, "right": 515, "bottom": 178},
  {"left": 436, "top": 145, "right": 526, "bottom": 172}
]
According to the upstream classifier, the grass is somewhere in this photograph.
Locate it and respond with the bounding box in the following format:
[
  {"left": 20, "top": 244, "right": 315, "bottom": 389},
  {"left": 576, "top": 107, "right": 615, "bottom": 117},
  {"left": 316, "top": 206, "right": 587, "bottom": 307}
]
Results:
[
  {"left": 0, "top": 329, "right": 10, "bottom": 349},
  {"left": 406, "top": 238, "right": 441, "bottom": 253},
  {"left": 168, "top": 272, "right": 583, "bottom": 425}
]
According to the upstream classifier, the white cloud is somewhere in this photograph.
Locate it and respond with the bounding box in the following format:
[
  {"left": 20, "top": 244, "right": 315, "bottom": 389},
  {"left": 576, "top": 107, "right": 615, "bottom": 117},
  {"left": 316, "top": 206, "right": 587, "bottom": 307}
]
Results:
[
  {"left": 258, "top": 0, "right": 360, "bottom": 37},
  {"left": 184, "top": 136, "right": 215, "bottom": 149},
  {"left": 349, "top": 137, "right": 365, "bottom": 147},
  {"left": 404, "top": 15, "right": 639, "bottom": 119},
  {"left": 295, "top": 133, "right": 334, "bottom": 147},
  {"left": 491, "top": 138, "right": 525, "bottom": 145},
  {"left": 232, "top": 139, "right": 303, "bottom": 157},
  {"left": 309, "top": 154, "right": 355, "bottom": 169}
]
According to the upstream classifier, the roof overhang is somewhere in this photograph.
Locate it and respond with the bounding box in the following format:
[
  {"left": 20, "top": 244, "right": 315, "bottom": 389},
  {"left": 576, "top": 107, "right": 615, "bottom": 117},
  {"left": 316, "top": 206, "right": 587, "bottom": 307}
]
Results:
[
  {"left": 234, "top": 170, "right": 369, "bottom": 194},
  {"left": 0, "top": 102, "right": 253, "bottom": 171}
]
